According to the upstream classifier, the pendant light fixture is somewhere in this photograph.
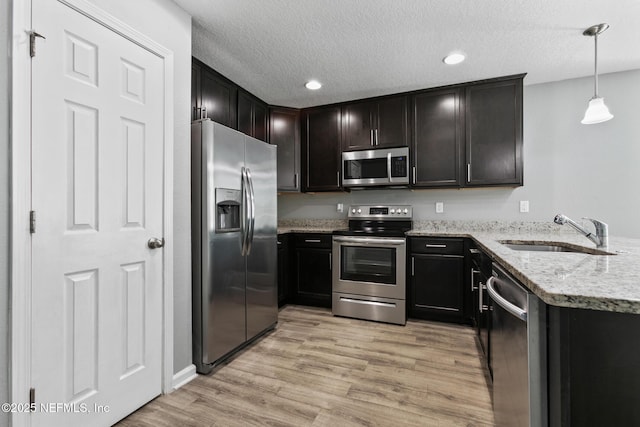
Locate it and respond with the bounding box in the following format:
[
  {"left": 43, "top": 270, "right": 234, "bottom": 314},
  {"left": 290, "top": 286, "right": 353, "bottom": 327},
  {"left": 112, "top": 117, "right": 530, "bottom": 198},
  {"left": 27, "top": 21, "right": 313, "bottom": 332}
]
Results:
[{"left": 581, "top": 23, "right": 613, "bottom": 124}]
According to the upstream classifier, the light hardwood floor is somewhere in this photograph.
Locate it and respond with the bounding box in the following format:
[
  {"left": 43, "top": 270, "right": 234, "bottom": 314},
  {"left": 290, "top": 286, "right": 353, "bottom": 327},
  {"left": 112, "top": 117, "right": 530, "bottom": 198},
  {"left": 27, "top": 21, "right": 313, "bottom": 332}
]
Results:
[{"left": 117, "top": 305, "right": 494, "bottom": 426}]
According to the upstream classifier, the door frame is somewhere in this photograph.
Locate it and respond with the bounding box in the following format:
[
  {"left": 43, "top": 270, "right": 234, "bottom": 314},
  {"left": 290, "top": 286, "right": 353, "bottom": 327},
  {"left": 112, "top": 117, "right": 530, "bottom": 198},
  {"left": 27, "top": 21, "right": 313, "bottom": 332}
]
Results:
[{"left": 10, "top": 0, "right": 175, "bottom": 425}]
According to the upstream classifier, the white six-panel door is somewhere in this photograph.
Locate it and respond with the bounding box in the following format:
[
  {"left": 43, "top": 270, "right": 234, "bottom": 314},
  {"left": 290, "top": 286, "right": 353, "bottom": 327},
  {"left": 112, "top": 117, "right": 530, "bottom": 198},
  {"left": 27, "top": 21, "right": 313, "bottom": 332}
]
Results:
[{"left": 30, "top": 0, "right": 164, "bottom": 425}]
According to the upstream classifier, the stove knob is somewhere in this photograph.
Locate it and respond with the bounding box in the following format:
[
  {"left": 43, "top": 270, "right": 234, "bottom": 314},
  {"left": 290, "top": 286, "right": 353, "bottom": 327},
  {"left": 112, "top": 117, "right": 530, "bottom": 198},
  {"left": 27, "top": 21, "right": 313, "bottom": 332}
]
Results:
[
  {"left": 390, "top": 209, "right": 395, "bottom": 214},
  {"left": 357, "top": 208, "right": 362, "bottom": 214},
  {"left": 351, "top": 208, "right": 356, "bottom": 214},
  {"left": 403, "top": 208, "right": 409, "bottom": 214}
]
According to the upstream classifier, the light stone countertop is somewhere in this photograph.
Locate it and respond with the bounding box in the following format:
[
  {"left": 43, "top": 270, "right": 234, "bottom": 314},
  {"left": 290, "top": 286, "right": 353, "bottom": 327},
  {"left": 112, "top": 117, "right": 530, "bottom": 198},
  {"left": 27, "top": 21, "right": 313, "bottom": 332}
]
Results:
[
  {"left": 277, "top": 218, "right": 348, "bottom": 235},
  {"left": 278, "top": 219, "right": 640, "bottom": 314}
]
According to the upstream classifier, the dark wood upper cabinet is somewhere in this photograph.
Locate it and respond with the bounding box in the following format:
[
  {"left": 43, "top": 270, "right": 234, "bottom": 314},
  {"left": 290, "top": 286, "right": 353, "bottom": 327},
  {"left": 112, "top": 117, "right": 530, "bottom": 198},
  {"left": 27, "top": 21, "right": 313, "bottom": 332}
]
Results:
[
  {"left": 200, "top": 66, "right": 237, "bottom": 129},
  {"left": 342, "top": 95, "right": 408, "bottom": 150},
  {"left": 238, "top": 89, "right": 268, "bottom": 142},
  {"left": 191, "top": 62, "right": 202, "bottom": 121},
  {"left": 270, "top": 107, "right": 300, "bottom": 192},
  {"left": 465, "top": 78, "right": 523, "bottom": 186},
  {"left": 303, "top": 106, "right": 342, "bottom": 192},
  {"left": 376, "top": 96, "right": 409, "bottom": 148},
  {"left": 342, "top": 101, "right": 372, "bottom": 149},
  {"left": 411, "top": 88, "right": 463, "bottom": 187}
]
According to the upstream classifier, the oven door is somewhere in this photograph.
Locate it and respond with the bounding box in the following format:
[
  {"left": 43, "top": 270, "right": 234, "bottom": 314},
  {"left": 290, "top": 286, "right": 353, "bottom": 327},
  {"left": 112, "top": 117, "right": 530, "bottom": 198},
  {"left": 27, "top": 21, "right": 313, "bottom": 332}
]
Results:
[{"left": 332, "top": 236, "right": 406, "bottom": 300}]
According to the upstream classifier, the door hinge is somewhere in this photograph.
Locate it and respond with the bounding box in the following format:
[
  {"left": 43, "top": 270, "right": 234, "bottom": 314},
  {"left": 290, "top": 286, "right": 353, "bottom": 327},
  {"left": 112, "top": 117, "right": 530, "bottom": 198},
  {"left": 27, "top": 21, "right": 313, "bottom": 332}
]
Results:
[
  {"left": 30, "top": 211, "right": 36, "bottom": 234},
  {"left": 29, "top": 387, "right": 35, "bottom": 408},
  {"left": 29, "top": 30, "right": 46, "bottom": 58}
]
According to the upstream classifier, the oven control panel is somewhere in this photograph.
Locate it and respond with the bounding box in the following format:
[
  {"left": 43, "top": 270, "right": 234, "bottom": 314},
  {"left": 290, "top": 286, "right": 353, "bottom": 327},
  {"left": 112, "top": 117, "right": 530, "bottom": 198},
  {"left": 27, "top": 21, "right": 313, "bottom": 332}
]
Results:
[{"left": 348, "top": 205, "right": 412, "bottom": 219}]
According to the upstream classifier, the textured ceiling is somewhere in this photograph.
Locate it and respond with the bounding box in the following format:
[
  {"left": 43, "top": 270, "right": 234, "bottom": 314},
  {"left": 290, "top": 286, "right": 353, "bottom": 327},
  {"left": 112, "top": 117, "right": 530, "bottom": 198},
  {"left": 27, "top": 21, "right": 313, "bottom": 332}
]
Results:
[{"left": 173, "top": 0, "right": 640, "bottom": 108}]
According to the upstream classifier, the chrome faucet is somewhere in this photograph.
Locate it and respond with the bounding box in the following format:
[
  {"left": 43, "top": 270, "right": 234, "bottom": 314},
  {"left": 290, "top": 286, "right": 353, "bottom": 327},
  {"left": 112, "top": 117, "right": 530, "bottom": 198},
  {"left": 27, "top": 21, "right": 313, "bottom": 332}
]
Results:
[{"left": 553, "top": 214, "right": 609, "bottom": 249}]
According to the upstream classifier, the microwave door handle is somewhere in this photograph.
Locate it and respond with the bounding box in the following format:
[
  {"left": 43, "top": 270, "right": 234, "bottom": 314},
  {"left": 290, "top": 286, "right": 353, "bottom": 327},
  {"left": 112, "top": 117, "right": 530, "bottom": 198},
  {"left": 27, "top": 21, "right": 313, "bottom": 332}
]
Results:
[{"left": 387, "top": 152, "right": 392, "bottom": 183}]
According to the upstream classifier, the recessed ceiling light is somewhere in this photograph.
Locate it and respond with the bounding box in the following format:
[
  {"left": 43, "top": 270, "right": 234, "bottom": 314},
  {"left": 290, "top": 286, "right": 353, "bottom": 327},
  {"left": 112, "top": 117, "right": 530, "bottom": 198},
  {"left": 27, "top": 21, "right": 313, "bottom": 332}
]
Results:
[
  {"left": 305, "top": 80, "right": 322, "bottom": 90},
  {"left": 443, "top": 53, "right": 465, "bottom": 65}
]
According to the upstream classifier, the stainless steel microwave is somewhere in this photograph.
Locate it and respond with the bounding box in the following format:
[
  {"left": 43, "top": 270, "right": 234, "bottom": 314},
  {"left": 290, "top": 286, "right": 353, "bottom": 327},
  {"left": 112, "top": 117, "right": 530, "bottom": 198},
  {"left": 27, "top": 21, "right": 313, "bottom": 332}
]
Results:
[{"left": 342, "top": 147, "right": 410, "bottom": 188}]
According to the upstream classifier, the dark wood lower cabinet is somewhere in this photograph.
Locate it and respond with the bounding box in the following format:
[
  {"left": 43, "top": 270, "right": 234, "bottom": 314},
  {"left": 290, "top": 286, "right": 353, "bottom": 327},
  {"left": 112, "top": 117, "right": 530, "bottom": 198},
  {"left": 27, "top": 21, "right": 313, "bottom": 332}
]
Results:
[
  {"left": 408, "top": 237, "right": 466, "bottom": 323},
  {"left": 277, "top": 234, "right": 289, "bottom": 307},
  {"left": 292, "top": 234, "right": 332, "bottom": 307},
  {"left": 410, "top": 253, "right": 464, "bottom": 322},
  {"left": 548, "top": 306, "right": 640, "bottom": 426}
]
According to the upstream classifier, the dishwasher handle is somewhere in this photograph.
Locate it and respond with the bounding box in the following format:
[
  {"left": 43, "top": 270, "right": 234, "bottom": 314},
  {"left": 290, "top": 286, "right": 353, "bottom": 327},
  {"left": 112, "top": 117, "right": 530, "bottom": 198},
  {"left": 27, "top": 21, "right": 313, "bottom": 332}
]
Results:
[{"left": 486, "top": 276, "right": 527, "bottom": 321}]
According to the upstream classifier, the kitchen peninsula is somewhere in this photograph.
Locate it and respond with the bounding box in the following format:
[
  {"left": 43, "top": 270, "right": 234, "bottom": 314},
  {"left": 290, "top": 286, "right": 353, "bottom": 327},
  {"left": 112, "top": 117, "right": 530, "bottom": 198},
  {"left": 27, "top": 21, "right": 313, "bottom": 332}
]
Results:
[{"left": 278, "top": 218, "right": 640, "bottom": 426}]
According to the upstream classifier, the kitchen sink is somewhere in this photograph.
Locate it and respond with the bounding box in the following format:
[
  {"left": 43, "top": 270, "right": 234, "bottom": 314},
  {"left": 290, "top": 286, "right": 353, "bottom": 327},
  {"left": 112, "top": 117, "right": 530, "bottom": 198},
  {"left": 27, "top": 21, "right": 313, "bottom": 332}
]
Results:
[{"left": 499, "top": 240, "right": 615, "bottom": 255}]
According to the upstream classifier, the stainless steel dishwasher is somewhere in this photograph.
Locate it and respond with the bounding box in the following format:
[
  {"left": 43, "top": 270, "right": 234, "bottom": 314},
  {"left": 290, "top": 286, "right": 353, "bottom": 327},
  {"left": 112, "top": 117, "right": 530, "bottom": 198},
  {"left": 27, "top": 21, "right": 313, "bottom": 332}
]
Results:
[{"left": 487, "top": 263, "right": 547, "bottom": 427}]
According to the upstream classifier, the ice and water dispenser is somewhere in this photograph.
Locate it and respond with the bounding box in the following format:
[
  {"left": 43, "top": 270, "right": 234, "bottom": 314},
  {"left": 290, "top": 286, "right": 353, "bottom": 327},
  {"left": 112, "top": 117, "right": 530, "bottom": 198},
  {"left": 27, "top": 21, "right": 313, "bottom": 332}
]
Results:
[{"left": 215, "top": 188, "right": 241, "bottom": 232}]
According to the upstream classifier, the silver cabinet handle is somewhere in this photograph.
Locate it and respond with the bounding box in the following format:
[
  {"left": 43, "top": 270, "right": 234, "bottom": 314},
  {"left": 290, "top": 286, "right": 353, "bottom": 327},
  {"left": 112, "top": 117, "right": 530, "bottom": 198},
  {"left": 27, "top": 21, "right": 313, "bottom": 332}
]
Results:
[
  {"left": 470, "top": 268, "right": 479, "bottom": 291},
  {"left": 370, "top": 129, "right": 374, "bottom": 146},
  {"left": 337, "top": 170, "right": 340, "bottom": 186},
  {"left": 411, "top": 257, "right": 415, "bottom": 276},
  {"left": 467, "top": 163, "right": 471, "bottom": 182},
  {"left": 426, "top": 244, "right": 447, "bottom": 248},
  {"left": 148, "top": 237, "right": 165, "bottom": 249},
  {"left": 469, "top": 248, "right": 480, "bottom": 254},
  {"left": 305, "top": 239, "right": 321, "bottom": 243},
  {"left": 479, "top": 281, "right": 485, "bottom": 313},
  {"left": 412, "top": 166, "right": 416, "bottom": 184},
  {"left": 329, "top": 252, "right": 332, "bottom": 270},
  {"left": 375, "top": 129, "right": 379, "bottom": 146},
  {"left": 294, "top": 173, "right": 299, "bottom": 189},
  {"left": 486, "top": 276, "right": 527, "bottom": 321}
]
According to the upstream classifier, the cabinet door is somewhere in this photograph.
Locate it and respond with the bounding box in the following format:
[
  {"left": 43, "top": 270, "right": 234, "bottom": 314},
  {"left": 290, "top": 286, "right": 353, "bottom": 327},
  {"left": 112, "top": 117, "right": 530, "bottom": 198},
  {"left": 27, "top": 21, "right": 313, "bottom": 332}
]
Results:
[
  {"left": 410, "top": 254, "right": 464, "bottom": 321},
  {"left": 191, "top": 62, "right": 202, "bottom": 121},
  {"left": 201, "top": 67, "right": 237, "bottom": 128},
  {"left": 253, "top": 101, "right": 268, "bottom": 142},
  {"left": 270, "top": 107, "right": 300, "bottom": 192},
  {"left": 412, "top": 88, "right": 462, "bottom": 187},
  {"left": 295, "top": 247, "right": 332, "bottom": 307},
  {"left": 465, "top": 78, "right": 523, "bottom": 186},
  {"left": 303, "top": 107, "right": 342, "bottom": 191},
  {"left": 237, "top": 90, "right": 253, "bottom": 136},
  {"left": 237, "top": 91, "right": 269, "bottom": 142},
  {"left": 376, "top": 95, "right": 408, "bottom": 148},
  {"left": 342, "top": 101, "right": 374, "bottom": 150},
  {"left": 277, "top": 234, "right": 289, "bottom": 307}
]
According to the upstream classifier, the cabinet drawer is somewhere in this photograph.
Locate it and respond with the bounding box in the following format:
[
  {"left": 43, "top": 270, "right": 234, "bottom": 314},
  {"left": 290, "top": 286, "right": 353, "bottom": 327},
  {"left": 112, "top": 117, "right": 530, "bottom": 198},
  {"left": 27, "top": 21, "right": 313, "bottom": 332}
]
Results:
[
  {"left": 294, "top": 233, "right": 332, "bottom": 248},
  {"left": 410, "top": 237, "right": 464, "bottom": 255}
]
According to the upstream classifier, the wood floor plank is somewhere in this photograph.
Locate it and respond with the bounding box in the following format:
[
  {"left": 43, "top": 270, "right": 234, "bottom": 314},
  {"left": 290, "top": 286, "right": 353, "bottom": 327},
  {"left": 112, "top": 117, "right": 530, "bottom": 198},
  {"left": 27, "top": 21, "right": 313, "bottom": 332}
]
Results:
[{"left": 118, "top": 305, "right": 494, "bottom": 426}]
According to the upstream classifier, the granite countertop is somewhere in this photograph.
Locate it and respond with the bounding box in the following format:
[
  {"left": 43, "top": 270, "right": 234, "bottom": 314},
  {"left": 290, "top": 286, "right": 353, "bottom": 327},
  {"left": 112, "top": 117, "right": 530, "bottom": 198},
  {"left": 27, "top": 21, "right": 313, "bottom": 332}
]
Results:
[
  {"left": 279, "top": 219, "right": 640, "bottom": 314},
  {"left": 277, "top": 219, "right": 348, "bottom": 234}
]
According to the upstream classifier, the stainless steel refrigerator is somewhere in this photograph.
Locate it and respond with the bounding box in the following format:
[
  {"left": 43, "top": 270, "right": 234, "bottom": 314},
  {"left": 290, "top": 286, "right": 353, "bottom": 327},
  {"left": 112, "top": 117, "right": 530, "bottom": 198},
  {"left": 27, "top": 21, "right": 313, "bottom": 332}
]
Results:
[{"left": 192, "top": 119, "right": 278, "bottom": 374}]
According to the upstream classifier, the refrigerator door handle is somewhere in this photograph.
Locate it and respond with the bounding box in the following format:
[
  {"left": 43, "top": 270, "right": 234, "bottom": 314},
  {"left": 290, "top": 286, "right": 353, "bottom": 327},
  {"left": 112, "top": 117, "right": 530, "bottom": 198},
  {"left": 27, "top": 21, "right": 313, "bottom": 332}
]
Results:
[
  {"left": 241, "top": 167, "right": 249, "bottom": 256},
  {"left": 246, "top": 168, "right": 256, "bottom": 255}
]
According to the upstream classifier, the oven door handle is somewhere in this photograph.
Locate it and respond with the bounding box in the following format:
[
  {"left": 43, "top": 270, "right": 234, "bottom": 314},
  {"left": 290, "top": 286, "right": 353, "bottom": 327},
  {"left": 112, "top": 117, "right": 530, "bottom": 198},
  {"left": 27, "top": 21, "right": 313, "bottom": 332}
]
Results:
[{"left": 333, "top": 236, "right": 405, "bottom": 246}]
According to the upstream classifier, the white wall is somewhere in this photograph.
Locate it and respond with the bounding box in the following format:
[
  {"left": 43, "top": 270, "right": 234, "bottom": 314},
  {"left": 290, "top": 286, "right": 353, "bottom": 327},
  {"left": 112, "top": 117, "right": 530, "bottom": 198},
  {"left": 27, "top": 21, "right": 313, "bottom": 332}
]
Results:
[
  {"left": 83, "top": 0, "right": 193, "bottom": 375},
  {"left": 1, "top": 1, "right": 10, "bottom": 424},
  {"left": 279, "top": 69, "right": 640, "bottom": 238}
]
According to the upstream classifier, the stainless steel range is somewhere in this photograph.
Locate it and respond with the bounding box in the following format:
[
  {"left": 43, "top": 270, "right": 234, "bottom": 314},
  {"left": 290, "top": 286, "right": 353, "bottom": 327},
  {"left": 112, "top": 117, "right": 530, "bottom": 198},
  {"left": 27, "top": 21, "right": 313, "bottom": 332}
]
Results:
[{"left": 332, "top": 205, "right": 412, "bottom": 325}]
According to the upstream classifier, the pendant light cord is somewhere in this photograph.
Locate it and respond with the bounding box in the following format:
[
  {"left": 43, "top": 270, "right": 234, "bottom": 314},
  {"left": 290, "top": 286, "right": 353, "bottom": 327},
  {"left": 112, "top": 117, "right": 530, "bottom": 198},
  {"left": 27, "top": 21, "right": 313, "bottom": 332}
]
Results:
[{"left": 594, "top": 33, "right": 599, "bottom": 97}]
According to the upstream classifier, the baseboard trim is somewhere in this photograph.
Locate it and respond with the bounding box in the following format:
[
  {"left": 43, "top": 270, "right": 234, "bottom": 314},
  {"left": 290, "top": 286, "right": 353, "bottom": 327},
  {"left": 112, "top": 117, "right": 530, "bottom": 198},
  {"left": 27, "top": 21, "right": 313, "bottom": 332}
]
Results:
[{"left": 171, "top": 364, "right": 197, "bottom": 391}]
